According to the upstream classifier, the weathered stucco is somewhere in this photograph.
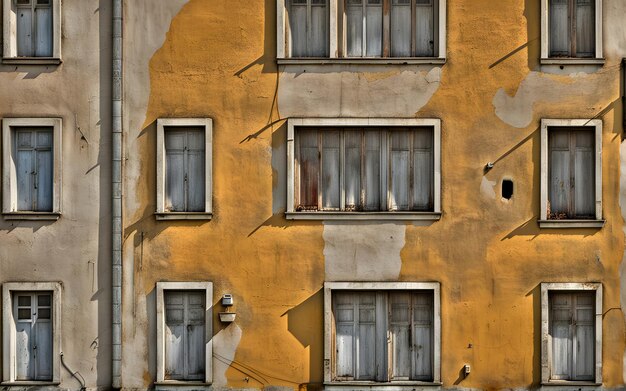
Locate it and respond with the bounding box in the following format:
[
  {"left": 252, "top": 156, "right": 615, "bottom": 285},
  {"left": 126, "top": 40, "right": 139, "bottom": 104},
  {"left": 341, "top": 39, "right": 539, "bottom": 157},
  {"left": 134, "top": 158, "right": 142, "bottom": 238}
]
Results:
[
  {"left": 0, "top": 1, "right": 112, "bottom": 390},
  {"left": 120, "top": 0, "right": 626, "bottom": 390}
]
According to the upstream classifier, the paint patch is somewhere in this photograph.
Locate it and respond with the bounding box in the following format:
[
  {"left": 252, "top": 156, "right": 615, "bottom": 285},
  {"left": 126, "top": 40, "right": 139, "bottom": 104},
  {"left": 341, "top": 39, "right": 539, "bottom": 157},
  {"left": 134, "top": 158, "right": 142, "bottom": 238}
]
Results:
[
  {"left": 480, "top": 176, "right": 496, "bottom": 199},
  {"left": 278, "top": 66, "right": 441, "bottom": 118},
  {"left": 323, "top": 222, "right": 405, "bottom": 281},
  {"left": 492, "top": 71, "right": 609, "bottom": 129},
  {"left": 212, "top": 323, "right": 243, "bottom": 388}
]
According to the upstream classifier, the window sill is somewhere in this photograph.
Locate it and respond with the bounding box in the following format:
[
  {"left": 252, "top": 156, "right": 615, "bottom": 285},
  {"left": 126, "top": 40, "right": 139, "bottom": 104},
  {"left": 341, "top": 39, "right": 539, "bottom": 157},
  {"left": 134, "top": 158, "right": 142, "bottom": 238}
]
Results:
[
  {"left": 538, "top": 219, "right": 605, "bottom": 229},
  {"left": 155, "top": 381, "right": 212, "bottom": 391},
  {"left": 2, "top": 57, "right": 62, "bottom": 65},
  {"left": 286, "top": 211, "right": 441, "bottom": 221},
  {"left": 1, "top": 381, "right": 60, "bottom": 386},
  {"left": 540, "top": 58, "right": 605, "bottom": 65},
  {"left": 277, "top": 57, "right": 446, "bottom": 65},
  {"left": 3, "top": 212, "right": 61, "bottom": 221},
  {"left": 325, "top": 381, "right": 442, "bottom": 391},
  {"left": 155, "top": 212, "right": 213, "bottom": 221}
]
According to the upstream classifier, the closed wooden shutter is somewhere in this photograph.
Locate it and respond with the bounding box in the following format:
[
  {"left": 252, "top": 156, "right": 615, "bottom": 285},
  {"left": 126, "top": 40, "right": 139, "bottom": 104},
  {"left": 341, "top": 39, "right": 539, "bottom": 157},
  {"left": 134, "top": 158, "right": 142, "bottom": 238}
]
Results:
[
  {"left": 16, "top": 0, "right": 53, "bottom": 57},
  {"left": 14, "top": 293, "right": 52, "bottom": 381},
  {"left": 165, "top": 127, "right": 205, "bottom": 212},
  {"left": 346, "top": 0, "right": 383, "bottom": 57},
  {"left": 549, "top": 0, "right": 569, "bottom": 56},
  {"left": 344, "top": 130, "right": 362, "bottom": 210},
  {"left": 549, "top": 291, "right": 595, "bottom": 381},
  {"left": 296, "top": 129, "right": 320, "bottom": 210},
  {"left": 15, "top": 128, "right": 53, "bottom": 212},
  {"left": 164, "top": 291, "right": 205, "bottom": 380},
  {"left": 549, "top": 0, "right": 595, "bottom": 57},
  {"left": 548, "top": 128, "right": 594, "bottom": 218},
  {"left": 34, "top": 0, "right": 53, "bottom": 56}
]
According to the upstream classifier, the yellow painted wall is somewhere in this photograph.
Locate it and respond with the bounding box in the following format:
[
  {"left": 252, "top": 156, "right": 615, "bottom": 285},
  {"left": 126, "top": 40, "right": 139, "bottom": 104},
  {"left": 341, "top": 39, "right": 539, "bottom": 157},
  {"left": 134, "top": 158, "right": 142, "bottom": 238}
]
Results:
[{"left": 121, "top": 0, "right": 626, "bottom": 389}]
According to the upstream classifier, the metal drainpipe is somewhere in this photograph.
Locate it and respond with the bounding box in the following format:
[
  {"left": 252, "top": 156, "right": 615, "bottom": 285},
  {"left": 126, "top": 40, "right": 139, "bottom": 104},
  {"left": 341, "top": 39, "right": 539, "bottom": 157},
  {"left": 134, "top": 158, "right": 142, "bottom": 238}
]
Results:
[{"left": 112, "top": 0, "right": 123, "bottom": 388}]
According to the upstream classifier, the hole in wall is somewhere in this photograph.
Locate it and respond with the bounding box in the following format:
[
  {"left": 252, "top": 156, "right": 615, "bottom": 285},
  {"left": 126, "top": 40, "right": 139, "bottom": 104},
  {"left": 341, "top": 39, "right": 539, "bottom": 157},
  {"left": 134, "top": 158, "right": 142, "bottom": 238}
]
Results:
[{"left": 502, "top": 179, "right": 513, "bottom": 200}]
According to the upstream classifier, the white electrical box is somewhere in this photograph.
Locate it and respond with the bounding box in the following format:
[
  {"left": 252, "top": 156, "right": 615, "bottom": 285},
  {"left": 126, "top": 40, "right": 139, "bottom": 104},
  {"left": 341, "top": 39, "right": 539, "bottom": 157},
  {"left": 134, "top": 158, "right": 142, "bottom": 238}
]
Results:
[{"left": 222, "top": 294, "right": 234, "bottom": 306}]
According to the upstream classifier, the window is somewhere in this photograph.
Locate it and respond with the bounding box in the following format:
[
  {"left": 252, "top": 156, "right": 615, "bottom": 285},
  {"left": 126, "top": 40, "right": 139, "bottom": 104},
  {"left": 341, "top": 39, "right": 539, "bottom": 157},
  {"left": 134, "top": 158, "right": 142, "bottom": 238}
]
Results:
[
  {"left": 541, "top": 283, "right": 602, "bottom": 385},
  {"left": 277, "top": 0, "right": 446, "bottom": 62},
  {"left": 541, "top": 0, "right": 602, "bottom": 64},
  {"left": 156, "top": 282, "right": 213, "bottom": 389},
  {"left": 539, "top": 119, "right": 603, "bottom": 228},
  {"left": 324, "top": 282, "right": 441, "bottom": 388},
  {"left": 156, "top": 119, "right": 212, "bottom": 220},
  {"left": 2, "top": 282, "right": 62, "bottom": 384},
  {"left": 2, "top": 0, "right": 61, "bottom": 64},
  {"left": 287, "top": 118, "right": 441, "bottom": 220},
  {"left": 2, "top": 118, "right": 62, "bottom": 220}
]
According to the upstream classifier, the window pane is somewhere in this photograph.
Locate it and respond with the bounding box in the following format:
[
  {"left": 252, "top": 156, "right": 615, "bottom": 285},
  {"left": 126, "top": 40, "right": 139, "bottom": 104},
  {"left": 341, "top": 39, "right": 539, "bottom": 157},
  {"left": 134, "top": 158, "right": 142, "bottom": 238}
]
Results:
[
  {"left": 321, "top": 131, "right": 340, "bottom": 209},
  {"left": 17, "top": 7, "right": 33, "bottom": 56},
  {"left": 334, "top": 293, "right": 355, "bottom": 379},
  {"left": 390, "top": 131, "right": 411, "bottom": 210},
  {"left": 310, "top": 0, "right": 328, "bottom": 56},
  {"left": 357, "top": 293, "right": 376, "bottom": 380},
  {"left": 415, "top": 0, "right": 434, "bottom": 56},
  {"left": 346, "top": 0, "right": 364, "bottom": 57},
  {"left": 413, "top": 129, "right": 433, "bottom": 210},
  {"left": 297, "top": 129, "right": 320, "bottom": 210},
  {"left": 16, "top": 148, "right": 34, "bottom": 211},
  {"left": 18, "top": 296, "right": 32, "bottom": 306},
  {"left": 38, "top": 308, "right": 51, "bottom": 319},
  {"left": 549, "top": 0, "right": 570, "bottom": 56},
  {"left": 363, "top": 131, "right": 381, "bottom": 210},
  {"left": 18, "top": 308, "right": 32, "bottom": 319},
  {"left": 34, "top": 6, "right": 53, "bottom": 57},
  {"left": 549, "top": 130, "right": 571, "bottom": 218},
  {"left": 389, "top": 292, "right": 411, "bottom": 379},
  {"left": 186, "top": 129, "right": 206, "bottom": 212},
  {"left": 289, "top": 0, "right": 308, "bottom": 57},
  {"left": 575, "top": 0, "right": 595, "bottom": 57},
  {"left": 573, "top": 130, "right": 594, "bottom": 217},
  {"left": 344, "top": 131, "right": 361, "bottom": 210},
  {"left": 36, "top": 148, "right": 53, "bottom": 212},
  {"left": 412, "top": 292, "right": 433, "bottom": 380},
  {"left": 37, "top": 294, "right": 51, "bottom": 307},
  {"left": 365, "top": 1, "right": 382, "bottom": 57},
  {"left": 165, "top": 130, "right": 186, "bottom": 211},
  {"left": 391, "top": 0, "right": 411, "bottom": 56}
]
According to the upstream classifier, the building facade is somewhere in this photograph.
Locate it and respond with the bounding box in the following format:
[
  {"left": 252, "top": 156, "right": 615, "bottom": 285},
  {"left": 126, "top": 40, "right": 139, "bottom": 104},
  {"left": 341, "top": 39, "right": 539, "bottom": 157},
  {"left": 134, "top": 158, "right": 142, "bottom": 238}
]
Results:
[{"left": 2, "top": 0, "right": 626, "bottom": 390}]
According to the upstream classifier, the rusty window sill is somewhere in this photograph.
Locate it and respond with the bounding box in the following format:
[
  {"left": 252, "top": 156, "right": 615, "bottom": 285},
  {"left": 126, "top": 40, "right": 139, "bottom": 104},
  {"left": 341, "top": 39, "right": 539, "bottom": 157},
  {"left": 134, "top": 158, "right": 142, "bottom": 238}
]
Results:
[
  {"left": 277, "top": 57, "right": 446, "bottom": 65},
  {"left": 2, "top": 57, "right": 62, "bottom": 65},
  {"left": 540, "top": 58, "right": 605, "bottom": 66},
  {"left": 155, "top": 212, "right": 212, "bottom": 221},
  {"left": 538, "top": 219, "right": 605, "bottom": 229},
  {"left": 286, "top": 211, "right": 441, "bottom": 221}
]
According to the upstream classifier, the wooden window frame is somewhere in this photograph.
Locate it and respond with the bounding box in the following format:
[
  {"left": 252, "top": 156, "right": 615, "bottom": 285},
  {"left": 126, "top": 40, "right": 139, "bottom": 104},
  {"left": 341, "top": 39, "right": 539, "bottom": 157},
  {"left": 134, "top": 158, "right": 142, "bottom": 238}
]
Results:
[
  {"left": 2, "top": 118, "right": 62, "bottom": 220},
  {"left": 539, "top": 119, "right": 603, "bottom": 228},
  {"left": 2, "top": 0, "right": 61, "bottom": 65},
  {"left": 156, "top": 282, "right": 213, "bottom": 390},
  {"left": 540, "top": 282, "right": 602, "bottom": 385},
  {"left": 286, "top": 118, "right": 441, "bottom": 221},
  {"left": 277, "top": 0, "right": 446, "bottom": 63},
  {"left": 2, "top": 282, "right": 62, "bottom": 385},
  {"left": 540, "top": 0, "right": 603, "bottom": 65},
  {"left": 156, "top": 119, "right": 213, "bottom": 221},
  {"left": 323, "top": 282, "right": 441, "bottom": 390}
]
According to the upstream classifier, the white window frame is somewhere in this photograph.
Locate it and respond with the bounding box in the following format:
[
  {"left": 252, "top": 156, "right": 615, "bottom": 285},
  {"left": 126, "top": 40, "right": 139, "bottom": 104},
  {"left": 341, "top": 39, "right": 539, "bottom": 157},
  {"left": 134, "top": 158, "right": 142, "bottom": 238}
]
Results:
[
  {"left": 2, "top": 118, "right": 62, "bottom": 220},
  {"left": 540, "top": 282, "right": 602, "bottom": 385},
  {"left": 156, "top": 282, "right": 213, "bottom": 390},
  {"left": 539, "top": 119, "right": 603, "bottom": 228},
  {"left": 156, "top": 119, "right": 213, "bottom": 220},
  {"left": 324, "top": 282, "right": 441, "bottom": 390},
  {"left": 277, "top": 0, "right": 446, "bottom": 64},
  {"left": 2, "top": 282, "right": 62, "bottom": 385},
  {"left": 540, "top": 0, "right": 603, "bottom": 65},
  {"left": 2, "top": 0, "right": 62, "bottom": 65},
  {"left": 286, "top": 118, "right": 441, "bottom": 221}
]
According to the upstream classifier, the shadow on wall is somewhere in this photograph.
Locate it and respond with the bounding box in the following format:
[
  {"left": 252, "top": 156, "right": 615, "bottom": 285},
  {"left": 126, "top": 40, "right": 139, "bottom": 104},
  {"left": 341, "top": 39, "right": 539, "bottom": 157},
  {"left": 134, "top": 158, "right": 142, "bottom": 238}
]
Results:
[
  {"left": 527, "top": 284, "right": 542, "bottom": 388},
  {"left": 283, "top": 289, "right": 324, "bottom": 391}
]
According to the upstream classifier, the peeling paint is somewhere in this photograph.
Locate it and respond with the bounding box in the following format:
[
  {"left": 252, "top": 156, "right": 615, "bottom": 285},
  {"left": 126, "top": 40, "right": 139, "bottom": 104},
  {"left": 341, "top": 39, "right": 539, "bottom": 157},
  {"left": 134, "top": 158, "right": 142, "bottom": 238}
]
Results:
[
  {"left": 493, "top": 71, "right": 612, "bottom": 128},
  {"left": 480, "top": 177, "right": 497, "bottom": 200},
  {"left": 323, "top": 222, "right": 405, "bottom": 281},
  {"left": 277, "top": 66, "right": 441, "bottom": 118},
  {"left": 213, "top": 324, "right": 243, "bottom": 388}
]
